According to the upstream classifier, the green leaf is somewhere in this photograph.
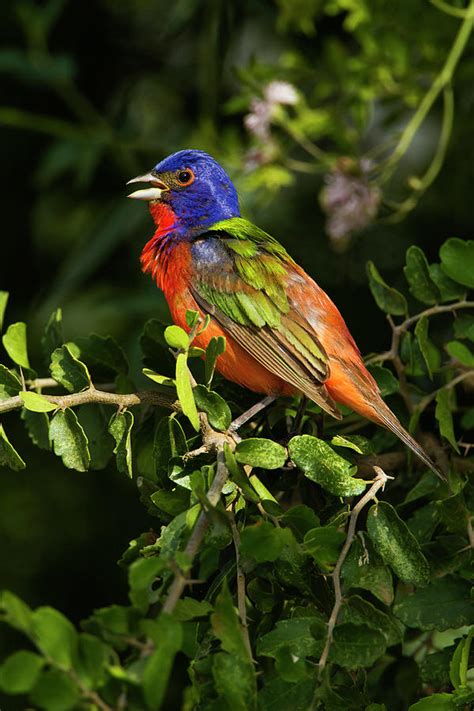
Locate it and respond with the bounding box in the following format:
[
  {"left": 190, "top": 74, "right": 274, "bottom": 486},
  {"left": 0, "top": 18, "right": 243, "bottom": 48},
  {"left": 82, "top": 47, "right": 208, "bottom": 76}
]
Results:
[
  {"left": 449, "top": 628, "right": 473, "bottom": 691},
  {"left": 281, "top": 505, "right": 320, "bottom": 539},
  {"left": 212, "top": 653, "right": 257, "bottom": 711},
  {"left": 409, "top": 694, "right": 455, "bottom": 710},
  {"left": 404, "top": 246, "right": 440, "bottom": 304},
  {"left": 440, "top": 237, "right": 474, "bottom": 288},
  {"left": 0, "top": 650, "right": 44, "bottom": 694},
  {"left": 2, "top": 322, "right": 30, "bottom": 368},
  {"left": 151, "top": 486, "right": 190, "bottom": 516},
  {"left": 154, "top": 415, "right": 188, "bottom": 483},
  {"left": 41, "top": 308, "right": 63, "bottom": 362},
  {"left": 0, "top": 291, "right": 8, "bottom": 331},
  {"left": 30, "top": 668, "right": 79, "bottom": 711},
  {"left": 165, "top": 324, "right": 189, "bottom": 350},
  {"left": 341, "top": 538, "right": 394, "bottom": 605},
  {"left": 19, "top": 391, "right": 56, "bottom": 412},
  {"left": 176, "top": 352, "right": 199, "bottom": 431},
  {"left": 108, "top": 410, "right": 134, "bottom": 477},
  {"left": 75, "top": 333, "right": 129, "bottom": 374},
  {"left": 142, "top": 615, "right": 183, "bottom": 710},
  {"left": 304, "top": 526, "right": 345, "bottom": 571},
  {"left": 186, "top": 309, "right": 200, "bottom": 329},
  {"left": 211, "top": 580, "right": 252, "bottom": 663},
  {"left": 329, "top": 623, "right": 386, "bottom": 668},
  {"left": 75, "top": 633, "right": 109, "bottom": 690},
  {"left": 50, "top": 344, "right": 91, "bottom": 392},
  {"left": 288, "top": 435, "right": 366, "bottom": 496},
  {"left": 142, "top": 368, "right": 175, "bottom": 387},
  {"left": 414, "top": 317, "right": 440, "bottom": 378},
  {"left": 32, "top": 606, "right": 78, "bottom": 670},
  {"left": 394, "top": 576, "right": 474, "bottom": 631},
  {"left": 235, "top": 437, "right": 287, "bottom": 469},
  {"left": 193, "top": 385, "right": 231, "bottom": 431},
  {"left": 257, "top": 616, "right": 324, "bottom": 660},
  {"left": 367, "top": 501, "right": 430, "bottom": 586},
  {"left": 0, "top": 364, "right": 22, "bottom": 398},
  {"left": 205, "top": 335, "right": 226, "bottom": 386},
  {"left": 331, "top": 434, "right": 373, "bottom": 454},
  {"left": 50, "top": 408, "right": 91, "bottom": 471},
  {"left": 367, "top": 364, "right": 399, "bottom": 396},
  {"left": 173, "top": 597, "right": 213, "bottom": 621},
  {"left": 240, "top": 521, "right": 295, "bottom": 562},
  {"left": 22, "top": 409, "right": 51, "bottom": 450},
  {"left": 0, "top": 424, "right": 26, "bottom": 470},
  {"left": 429, "top": 264, "right": 466, "bottom": 302},
  {"left": 0, "top": 590, "right": 32, "bottom": 633},
  {"left": 223, "top": 443, "right": 260, "bottom": 503},
  {"left": 446, "top": 340, "right": 474, "bottom": 367},
  {"left": 366, "top": 261, "right": 407, "bottom": 315},
  {"left": 435, "top": 389, "right": 459, "bottom": 453},
  {"left": 128, "top": 556, "right": 167, "bottom": 612},
  {"left": 453, "top": 314, "right": 474, "bottom": 341},
  {"left": 77, "top": 404, "right": 114, "bottom": 470},
  {"left": 340, "top": 595, "right": 402, "bottom": 646},
  {"left": 259, "top": 678, "right": 316, "bottom": 711}
]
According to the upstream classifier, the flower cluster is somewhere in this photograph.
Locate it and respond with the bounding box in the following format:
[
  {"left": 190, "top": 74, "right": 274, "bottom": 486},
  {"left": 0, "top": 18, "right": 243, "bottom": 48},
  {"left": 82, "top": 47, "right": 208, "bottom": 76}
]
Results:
[
  {"left": 320, "top": 158, "right": 381, "bottom": 251},
  {"left": 244, "top": 80, "right": 298, "bottom": 141}
]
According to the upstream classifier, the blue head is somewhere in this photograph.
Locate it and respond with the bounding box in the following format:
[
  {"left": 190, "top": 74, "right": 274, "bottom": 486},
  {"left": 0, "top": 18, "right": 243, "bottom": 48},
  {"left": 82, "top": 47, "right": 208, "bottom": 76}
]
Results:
[{"left": 127, "top": 150, "right": 240, "bottom": 235}]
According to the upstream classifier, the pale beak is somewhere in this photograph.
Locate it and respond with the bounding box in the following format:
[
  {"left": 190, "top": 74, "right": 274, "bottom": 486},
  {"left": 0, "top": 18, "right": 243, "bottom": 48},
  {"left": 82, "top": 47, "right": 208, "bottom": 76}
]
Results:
[{"left": 126, "top": 172, "right": 169, "bottom": 200}]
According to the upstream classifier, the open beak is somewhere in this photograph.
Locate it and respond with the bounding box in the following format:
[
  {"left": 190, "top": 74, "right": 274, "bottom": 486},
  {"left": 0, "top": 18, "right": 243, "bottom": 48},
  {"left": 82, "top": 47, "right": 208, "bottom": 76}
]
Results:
[{"left": 126, "top": 172, "right": 169, "bottom": 201}]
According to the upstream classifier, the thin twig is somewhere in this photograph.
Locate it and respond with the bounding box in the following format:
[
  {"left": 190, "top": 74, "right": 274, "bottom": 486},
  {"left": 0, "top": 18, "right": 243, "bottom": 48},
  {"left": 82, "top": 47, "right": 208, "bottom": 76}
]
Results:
[
  {"left": 0, "top": 386, "right": 179, "bottom": 415},
  {"left": 228, "top": 509, "right": 253, "bottom": 660},
  {"left": 417, "top": 370, "right": 474, "bottom": 414},
  {"left": 161, "top": 448, "right": 230, "bottom": 614},
  {"left": 317, "top": 467, "right": 393, "bottom": 676},
  {"left": 365, "top": 300, "right": 474, "bottom": 366}
]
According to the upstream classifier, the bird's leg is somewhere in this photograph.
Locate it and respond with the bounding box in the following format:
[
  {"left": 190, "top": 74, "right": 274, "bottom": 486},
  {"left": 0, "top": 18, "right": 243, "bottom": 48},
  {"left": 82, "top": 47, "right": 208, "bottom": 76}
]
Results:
[{"left": 229, "top": 395, "right": 277, "bottom": 434}]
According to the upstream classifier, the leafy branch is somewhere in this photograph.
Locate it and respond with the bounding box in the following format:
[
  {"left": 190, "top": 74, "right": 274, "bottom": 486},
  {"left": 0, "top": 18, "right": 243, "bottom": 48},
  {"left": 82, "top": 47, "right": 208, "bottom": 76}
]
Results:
[{"left": 317, "top": 466, "right": 393, "bottom": 675}]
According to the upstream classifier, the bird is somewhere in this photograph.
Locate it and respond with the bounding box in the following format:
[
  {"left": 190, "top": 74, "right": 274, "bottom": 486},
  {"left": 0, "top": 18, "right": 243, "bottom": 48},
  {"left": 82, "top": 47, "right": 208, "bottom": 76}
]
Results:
[{"left": 127, "top": 149, "right": 445, "bottom": 481}]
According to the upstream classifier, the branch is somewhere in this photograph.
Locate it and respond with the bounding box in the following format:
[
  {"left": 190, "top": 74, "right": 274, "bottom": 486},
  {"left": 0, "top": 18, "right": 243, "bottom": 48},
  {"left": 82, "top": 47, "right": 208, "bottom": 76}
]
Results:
[
  {"left": 366, "top": 300, "right": 474, "bottom": 366},
  {"left": 228, "top": 509, "right": 253, "bottom": 660},
  {"left": 317, "top": 467, "right": 393, "bottom": 676},
  {"left": 0, "top": 386, "right": 179, "bottom": 415},
  {"left": 416, "top": 369, "right": 474, "bottom": 414},
  {"left": 161, "top": 448, "right": 230, "bottom": 614}
]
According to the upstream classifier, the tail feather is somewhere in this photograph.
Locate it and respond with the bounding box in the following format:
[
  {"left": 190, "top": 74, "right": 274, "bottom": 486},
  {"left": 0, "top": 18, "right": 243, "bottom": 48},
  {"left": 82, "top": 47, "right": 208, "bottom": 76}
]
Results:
[{"left": 377, "top": 406, "right": 447, "bottom": 482}]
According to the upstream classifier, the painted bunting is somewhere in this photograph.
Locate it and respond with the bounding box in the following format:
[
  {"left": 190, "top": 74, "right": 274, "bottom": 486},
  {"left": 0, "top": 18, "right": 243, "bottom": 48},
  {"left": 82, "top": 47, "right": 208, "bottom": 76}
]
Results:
[{"left": 128, "top": 150, "right": 444, "bottom": 480}]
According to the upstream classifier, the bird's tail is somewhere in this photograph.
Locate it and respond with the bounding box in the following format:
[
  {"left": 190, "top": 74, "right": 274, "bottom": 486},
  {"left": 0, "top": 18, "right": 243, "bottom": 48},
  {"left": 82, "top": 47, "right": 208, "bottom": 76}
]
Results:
[{"left": 377, "top": 404, "right": 447, "bottom": 482}]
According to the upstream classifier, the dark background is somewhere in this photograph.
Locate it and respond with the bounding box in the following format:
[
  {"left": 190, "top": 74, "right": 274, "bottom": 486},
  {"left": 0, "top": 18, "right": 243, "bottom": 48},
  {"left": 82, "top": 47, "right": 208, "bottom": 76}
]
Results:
[{"left": 0, "top": 0, "right": 472, "bottom": 659}]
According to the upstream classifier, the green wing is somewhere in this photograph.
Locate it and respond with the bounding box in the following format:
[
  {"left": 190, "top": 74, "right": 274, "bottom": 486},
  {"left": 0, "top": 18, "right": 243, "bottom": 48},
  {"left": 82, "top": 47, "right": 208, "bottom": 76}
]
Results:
[{"left": 190, "top": 218, "right": 341, "bottom": 418}]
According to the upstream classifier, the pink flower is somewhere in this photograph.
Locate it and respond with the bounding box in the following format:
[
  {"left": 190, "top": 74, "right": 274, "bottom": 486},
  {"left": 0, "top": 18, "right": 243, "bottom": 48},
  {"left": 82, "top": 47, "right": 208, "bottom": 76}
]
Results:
[
  {"left": 244, "top": 81, "right": 298, "bottom": 140},
  {"left": 320, "top": 158, "right": 381, "bottom": 251}
]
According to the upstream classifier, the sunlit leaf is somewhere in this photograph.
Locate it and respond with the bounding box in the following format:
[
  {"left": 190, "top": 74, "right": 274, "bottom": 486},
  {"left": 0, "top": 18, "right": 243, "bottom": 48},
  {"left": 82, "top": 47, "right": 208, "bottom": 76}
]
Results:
[
  {"left": 50, "top": 408, "right": 90, "bottom": 471},
  {"left": 19, "top": 391, "right": 56, "bottom": 412},
  {"left": 2, "top": 322, "right": 30, "bottom": 369},
  {"left": 176, "top": 353, "right": 199, "bottom": 431}
]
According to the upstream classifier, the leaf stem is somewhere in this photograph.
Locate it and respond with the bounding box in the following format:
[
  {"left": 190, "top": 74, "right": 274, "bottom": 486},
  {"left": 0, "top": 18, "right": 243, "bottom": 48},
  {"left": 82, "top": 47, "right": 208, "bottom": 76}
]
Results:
[{"left": 382, "top": 0, "right": 474, "bottom": 182}]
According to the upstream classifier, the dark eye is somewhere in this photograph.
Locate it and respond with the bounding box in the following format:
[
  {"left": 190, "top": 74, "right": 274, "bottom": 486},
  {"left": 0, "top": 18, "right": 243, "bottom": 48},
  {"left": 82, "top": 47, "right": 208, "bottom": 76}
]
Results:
[{"left": 176, "top": 168, "right": 195, "bottom": 186}]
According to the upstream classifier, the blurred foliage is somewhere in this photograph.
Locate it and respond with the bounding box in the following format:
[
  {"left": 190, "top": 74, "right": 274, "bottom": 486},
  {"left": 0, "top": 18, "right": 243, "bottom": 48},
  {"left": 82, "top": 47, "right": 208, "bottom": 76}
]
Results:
[{"left": 1, "top": 0, "right": 474, "bottom": 709}]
